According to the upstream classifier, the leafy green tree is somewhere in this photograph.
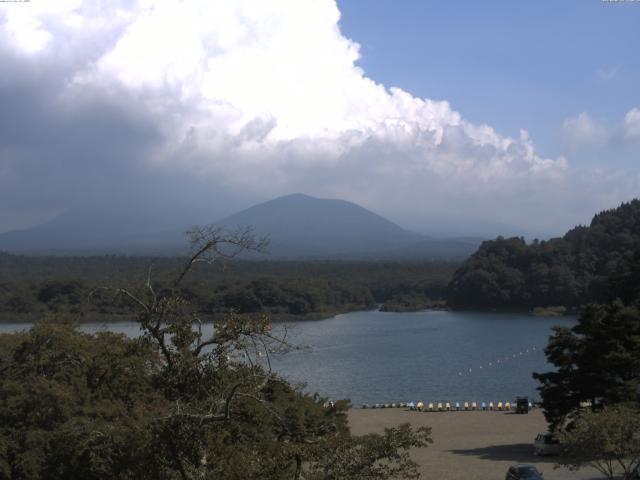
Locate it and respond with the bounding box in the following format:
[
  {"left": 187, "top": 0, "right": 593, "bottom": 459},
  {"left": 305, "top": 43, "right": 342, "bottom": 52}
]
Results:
[
  {"left": 306, "top": 423, "right": 432, "bottom": 480},
  {"left": 533, "top": 301, "right": 640, "bottom": 430},
  {"left": 610, "top": 249, "right": 640, "bottom": 306},
  {"left": 558, "top": 405, "right": 640, "bottom": 480},
  {"left": 0, "top": 321, "right": 164, "bottom": 479}
]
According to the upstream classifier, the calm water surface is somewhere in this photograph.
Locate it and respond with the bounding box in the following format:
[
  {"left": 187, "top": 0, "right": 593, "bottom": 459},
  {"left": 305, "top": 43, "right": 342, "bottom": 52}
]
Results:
[{"left": 0, "top": 310, "right": 574, "bottom": 405}]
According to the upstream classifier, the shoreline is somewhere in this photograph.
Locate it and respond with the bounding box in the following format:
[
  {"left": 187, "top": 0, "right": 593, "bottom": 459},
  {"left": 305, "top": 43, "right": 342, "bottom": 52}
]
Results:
[{"left": 0, "top": 303, "right": 579, "bottom": 325}]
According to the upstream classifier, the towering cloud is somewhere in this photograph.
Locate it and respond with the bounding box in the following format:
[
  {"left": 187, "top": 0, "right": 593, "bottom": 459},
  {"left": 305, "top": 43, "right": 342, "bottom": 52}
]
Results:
[{"left": 0, "top": 0, "right": 634, "bottom": 235}]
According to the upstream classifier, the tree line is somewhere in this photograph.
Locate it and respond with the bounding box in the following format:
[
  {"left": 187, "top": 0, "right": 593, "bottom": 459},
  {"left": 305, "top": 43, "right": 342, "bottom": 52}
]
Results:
[
  {"left": 448, "top": 199, "right": 640, "bottom": 309},
  {"left": 0, "top": 254, "right": 457, "bottom": 321}
]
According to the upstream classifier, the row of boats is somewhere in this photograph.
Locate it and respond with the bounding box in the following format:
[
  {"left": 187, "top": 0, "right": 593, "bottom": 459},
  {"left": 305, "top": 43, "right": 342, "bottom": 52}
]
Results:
[{"left": 361, "top": 400, "right": 535, "bottom": 411}]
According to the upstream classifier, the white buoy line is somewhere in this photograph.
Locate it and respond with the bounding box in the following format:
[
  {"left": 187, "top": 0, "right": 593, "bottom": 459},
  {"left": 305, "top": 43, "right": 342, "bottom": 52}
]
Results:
[{"left": 456, "top": 345, "right": 541, "bottom": 377}]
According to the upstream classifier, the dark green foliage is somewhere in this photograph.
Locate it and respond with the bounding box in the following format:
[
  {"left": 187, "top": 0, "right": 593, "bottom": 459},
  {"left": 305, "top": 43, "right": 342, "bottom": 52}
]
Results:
[
  {"left": 0, "top": 254, "right": 457, "bottom": 322},
  {"left": 35, "top": 280, "right": 84, "bottom": 304},
  {"left": 0, "top": 319, "right": 357, "bottom": 479},
  {"left": 212, "top": 277, "right": 375, "bottom": 317},
  {"left": 609, "top": 249, "right": 640, "bottom": 306},
  {"left": 379, "top": 293, "right": 446, "bottom": 312},
  {"left": 0, "top": 321, "right": 163, "bottom": 479},
  {"left": 449, "top": 200, "right": 640, "bottom": 309},
  {"left": 533, "top": 301, "right": 640, "bottom": 430},
  {"left": 306, "top": 423, "right": 432, "bottom": 480}
]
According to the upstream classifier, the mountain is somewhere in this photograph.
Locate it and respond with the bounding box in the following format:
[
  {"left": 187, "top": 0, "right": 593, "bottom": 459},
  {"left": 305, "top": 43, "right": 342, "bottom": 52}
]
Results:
[
  {"left": 215, "top": 193, "right": 416, "bottom": 256},
  {"left": 0, "top": 193, "right": 481, "bottom": 259},
  {"left": 214, "top": 194, "right": 481, "bottom": 259},
  {"left": 448, "top": 199, "right": 640, "bottom": 309},
  {"left": 0, "top": 208, "right": 192, "bottom": 254}
]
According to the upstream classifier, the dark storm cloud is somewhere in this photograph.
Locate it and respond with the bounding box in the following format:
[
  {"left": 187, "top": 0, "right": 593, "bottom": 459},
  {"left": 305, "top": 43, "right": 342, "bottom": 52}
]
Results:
[{"left": 0, "top": 48, "right": 240, "bottom": 233}]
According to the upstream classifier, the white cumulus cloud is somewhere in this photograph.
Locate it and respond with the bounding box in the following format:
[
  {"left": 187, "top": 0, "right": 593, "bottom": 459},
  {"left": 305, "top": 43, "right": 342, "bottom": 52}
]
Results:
[
  {"left": 624, "top": 107, "right": 640, "bottom": 140},
  {"left": 561, "top": 112, "right": 610, "bottom": 148},
  {"left": 0, "top": 0, "right": 631, "bottom": 235}
]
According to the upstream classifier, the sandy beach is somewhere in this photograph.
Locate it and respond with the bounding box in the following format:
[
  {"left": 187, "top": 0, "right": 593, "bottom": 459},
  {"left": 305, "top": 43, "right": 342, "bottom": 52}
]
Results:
[{"left": 348, "top": 408, "right": 601, "bottom": 480}]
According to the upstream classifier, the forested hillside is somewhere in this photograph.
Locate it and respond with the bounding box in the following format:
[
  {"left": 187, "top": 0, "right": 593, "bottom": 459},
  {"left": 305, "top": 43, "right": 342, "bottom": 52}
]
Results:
[
  {"left": 0, "top": 255, "right": 457, "bottom": 321},
  {"left": 448, "top": 199, "right": 640, "bottom": 309}
]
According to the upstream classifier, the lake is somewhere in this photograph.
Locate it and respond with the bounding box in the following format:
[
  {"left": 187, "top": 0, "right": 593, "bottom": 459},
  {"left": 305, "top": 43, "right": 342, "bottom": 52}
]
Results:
[{"left": 0, "top": 310, "right": 574, "bottom": 406}]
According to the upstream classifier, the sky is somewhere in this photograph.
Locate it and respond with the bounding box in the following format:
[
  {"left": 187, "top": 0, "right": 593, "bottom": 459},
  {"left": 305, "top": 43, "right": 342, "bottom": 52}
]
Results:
[{"left": 0, "top": 0, "right": 639, "bottom": 238}]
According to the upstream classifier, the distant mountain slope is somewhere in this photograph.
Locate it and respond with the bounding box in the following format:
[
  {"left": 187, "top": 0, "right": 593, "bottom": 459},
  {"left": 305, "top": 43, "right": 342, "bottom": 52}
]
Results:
[
  {"left": 0, "top": 193, "right": 481, "bottom": 259},
  {"left": 0, "top": 208, "right": 190, "bottom": 254},
  {"left": 216, "top": 193, "right": 424, "bottom": 257},
  {"left": 448, "top": 199, "right": 640, "bottom": 309}
]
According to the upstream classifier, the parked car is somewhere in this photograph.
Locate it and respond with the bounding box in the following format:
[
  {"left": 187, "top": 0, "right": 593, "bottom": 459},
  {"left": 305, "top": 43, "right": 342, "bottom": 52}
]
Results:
[
  {"left": 505, "top": 464, "right": 544, "bottom": 480},
  {"left": 533, "top": 433, "right": 561, "bottom": 456}
]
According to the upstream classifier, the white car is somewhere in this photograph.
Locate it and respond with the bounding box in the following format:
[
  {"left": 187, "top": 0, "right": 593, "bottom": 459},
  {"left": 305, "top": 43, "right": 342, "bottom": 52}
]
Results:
[{"left": 533, "top": 433, "right": 561, "bottom": 456}]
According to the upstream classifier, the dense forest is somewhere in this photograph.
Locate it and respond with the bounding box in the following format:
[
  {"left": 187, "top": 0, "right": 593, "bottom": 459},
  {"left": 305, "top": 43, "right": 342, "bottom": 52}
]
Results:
[
  {"left": 0, "top": 254, "right": 457, "bottom": 321},
  {"left": 448, "top": 199, "right": 640, "bottom": 310}
]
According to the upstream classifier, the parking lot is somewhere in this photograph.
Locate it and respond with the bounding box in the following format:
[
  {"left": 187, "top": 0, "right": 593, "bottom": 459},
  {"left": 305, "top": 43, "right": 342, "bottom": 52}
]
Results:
[{"left": 348, "top": 408, "right": 601, "bottom": 480}]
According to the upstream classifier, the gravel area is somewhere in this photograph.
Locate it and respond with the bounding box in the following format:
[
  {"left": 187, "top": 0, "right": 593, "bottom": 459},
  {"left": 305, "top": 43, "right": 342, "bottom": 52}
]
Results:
[{"left": 348, "top": 408, "right": 602, "bottom": 480}]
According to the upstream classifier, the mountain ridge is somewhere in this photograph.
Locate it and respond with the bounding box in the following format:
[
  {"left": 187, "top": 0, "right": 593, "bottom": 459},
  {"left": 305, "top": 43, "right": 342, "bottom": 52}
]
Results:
[{"left": 0, "top": 193, "right": 481, "bottom": 260}]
